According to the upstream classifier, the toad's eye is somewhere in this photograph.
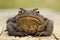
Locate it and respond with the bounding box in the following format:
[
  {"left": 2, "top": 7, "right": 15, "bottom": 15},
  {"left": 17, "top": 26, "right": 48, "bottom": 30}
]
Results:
[
  {"left": 18, "top": 10, "right": 24, "bottom": 14},
  {"left": 35, "top": 10, "right": 39, "bottom": 14},
  {"left": 33, "top": 8, "right": 40, "bottom": 15},
  {"left": 18, "top": 8, "right": 25, "bottom": 14}
]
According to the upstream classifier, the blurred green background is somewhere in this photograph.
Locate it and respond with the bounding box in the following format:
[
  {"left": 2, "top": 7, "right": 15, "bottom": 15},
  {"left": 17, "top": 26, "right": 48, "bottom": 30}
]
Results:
[{"left": 0, "top": 0, "right": 60, "bottom": 12}]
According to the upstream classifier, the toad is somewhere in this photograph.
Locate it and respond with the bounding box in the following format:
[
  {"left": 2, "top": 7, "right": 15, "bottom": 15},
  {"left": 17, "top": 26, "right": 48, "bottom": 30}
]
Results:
[{"left": 6, "top": 8, "right": 53, "bottom": 37}]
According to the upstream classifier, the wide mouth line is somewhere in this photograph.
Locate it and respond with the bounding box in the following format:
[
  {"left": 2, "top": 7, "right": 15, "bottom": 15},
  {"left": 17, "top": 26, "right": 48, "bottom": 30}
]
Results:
[{"left": 16, "top": 16, "right": 41, "bottom": 23}]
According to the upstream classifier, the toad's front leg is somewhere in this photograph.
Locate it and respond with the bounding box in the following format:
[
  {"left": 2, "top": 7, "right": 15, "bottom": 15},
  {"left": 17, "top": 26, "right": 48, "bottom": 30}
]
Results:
[
  {"left": 35, "top": 19, "right": 53, "bottom": 36},
  {"left": 6, "top": 18, "right": 28, "bottom": 37}
]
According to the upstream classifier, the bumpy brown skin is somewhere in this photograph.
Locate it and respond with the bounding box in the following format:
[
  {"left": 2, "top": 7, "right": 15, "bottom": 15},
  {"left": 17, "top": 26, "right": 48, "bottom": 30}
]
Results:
[{"left": 6, "top": 8, "right": 53, "bottom": 37}]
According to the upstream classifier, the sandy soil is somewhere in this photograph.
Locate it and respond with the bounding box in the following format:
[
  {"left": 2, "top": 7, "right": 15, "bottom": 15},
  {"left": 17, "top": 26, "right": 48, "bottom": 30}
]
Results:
[{"left": 0, "top": 9, "right": 60, "bottom": 40}]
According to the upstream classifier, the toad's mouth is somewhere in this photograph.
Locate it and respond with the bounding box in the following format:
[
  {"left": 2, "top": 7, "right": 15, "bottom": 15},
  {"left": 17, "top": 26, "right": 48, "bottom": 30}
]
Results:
[{"left": 16, "top": 17, "right": 42, "bottom": 34}]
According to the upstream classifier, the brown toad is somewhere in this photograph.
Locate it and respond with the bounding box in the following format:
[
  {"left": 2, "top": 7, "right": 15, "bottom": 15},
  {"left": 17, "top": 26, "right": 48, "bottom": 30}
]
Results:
[{"left": 6, "top": 8, "right": 53, "bottom": 37}]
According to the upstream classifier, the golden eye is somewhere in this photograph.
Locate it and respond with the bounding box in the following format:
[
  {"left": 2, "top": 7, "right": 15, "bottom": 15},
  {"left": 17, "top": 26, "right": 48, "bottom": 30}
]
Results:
[
  {"left": 35, "top": 10, "right": 39, "bottom": 13},
  {"left": 18, "top": 10, "right": 24, "bottom": 14},
  {"left": 33, "top": 8, "right": 40, "bottom": 15},
  {"left": 18, "top": 8, "right": 25, "bottom": 14},
  {"left": 34, "top": 10, "right": 40, "bottom": 15}
]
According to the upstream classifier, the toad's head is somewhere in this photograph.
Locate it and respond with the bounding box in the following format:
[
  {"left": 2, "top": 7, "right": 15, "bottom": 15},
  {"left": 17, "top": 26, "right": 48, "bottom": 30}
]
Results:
[{"left": 16, "top": 8, "right": 44, "bottom": 34}]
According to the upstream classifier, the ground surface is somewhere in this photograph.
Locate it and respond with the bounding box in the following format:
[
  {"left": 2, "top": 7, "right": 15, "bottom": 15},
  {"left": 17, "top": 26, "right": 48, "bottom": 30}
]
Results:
[{"left": 0, "top": 9, "right": 60, "bottom": 40}]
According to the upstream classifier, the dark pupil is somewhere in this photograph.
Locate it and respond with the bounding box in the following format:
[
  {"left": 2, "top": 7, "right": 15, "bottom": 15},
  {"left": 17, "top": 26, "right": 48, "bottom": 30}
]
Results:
[
  {"left": 19, "top": 11, "right": 23, "bottom": 14},
  {"left": 36, "top": 11, "right": 39, "bottom": 13}
]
